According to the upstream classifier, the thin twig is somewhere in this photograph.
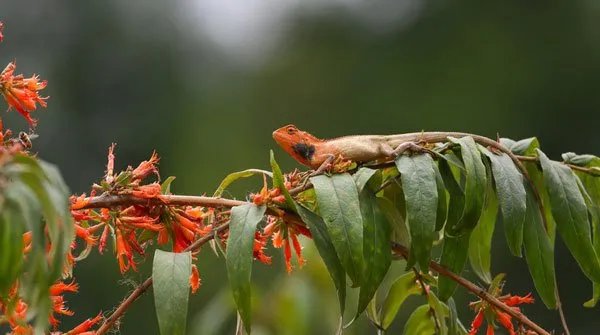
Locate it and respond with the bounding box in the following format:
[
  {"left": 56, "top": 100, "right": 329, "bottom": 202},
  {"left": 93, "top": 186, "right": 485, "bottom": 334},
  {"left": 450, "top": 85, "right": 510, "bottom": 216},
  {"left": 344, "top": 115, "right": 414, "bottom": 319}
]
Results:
[
  {"left": 391, "top": 243, "right": 551, "bottom": 335},
  {"left": 95, "top": 222, "right": 230, "bottom": 335}
]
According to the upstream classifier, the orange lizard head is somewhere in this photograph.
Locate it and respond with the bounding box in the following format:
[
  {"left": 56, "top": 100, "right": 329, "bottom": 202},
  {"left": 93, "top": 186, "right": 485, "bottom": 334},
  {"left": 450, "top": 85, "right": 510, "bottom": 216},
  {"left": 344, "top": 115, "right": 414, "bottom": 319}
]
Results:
[{"left": 272, "top": 124, "right": 322, "bottom": 167}]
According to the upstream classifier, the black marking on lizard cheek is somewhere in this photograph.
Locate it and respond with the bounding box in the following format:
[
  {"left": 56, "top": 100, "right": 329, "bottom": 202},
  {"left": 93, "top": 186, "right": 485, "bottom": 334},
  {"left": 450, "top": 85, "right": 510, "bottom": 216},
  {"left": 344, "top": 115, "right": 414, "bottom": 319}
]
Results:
[{"left": 292, "top": 143, "right": 315, "bottom": 162}]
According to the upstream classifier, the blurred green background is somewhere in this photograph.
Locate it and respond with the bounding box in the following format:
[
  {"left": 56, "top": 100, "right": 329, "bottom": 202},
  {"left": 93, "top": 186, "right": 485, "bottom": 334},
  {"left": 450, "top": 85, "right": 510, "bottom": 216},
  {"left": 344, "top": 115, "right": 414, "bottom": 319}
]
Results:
[{"left": 2, "top": 0, "right": 600, "bottom": 334}]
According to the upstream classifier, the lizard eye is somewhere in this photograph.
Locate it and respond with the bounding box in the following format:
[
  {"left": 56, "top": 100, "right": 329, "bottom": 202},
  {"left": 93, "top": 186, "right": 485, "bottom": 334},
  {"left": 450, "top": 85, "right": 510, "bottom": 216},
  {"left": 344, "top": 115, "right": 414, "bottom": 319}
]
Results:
[{"left": 286, "top": 127, "right": 296, "bottom": 135}]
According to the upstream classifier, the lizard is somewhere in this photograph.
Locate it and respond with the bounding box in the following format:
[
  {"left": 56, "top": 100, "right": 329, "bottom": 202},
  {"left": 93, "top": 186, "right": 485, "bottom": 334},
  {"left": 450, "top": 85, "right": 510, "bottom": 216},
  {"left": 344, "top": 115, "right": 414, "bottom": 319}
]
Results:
[
  {"left": 273, "top": 124, "right": 522, "bottom": 171},
  {"left": 272, "top": 124, "right": 546, "bottom": 225}
]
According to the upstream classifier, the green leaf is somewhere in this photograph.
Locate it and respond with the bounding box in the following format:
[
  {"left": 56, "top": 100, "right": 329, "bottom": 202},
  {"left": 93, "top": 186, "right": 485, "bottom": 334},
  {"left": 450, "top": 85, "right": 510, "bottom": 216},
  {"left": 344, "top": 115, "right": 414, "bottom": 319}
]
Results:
[
  {"left": 439, "top": 232, "right": 471, "bottom": 301},
  {"left": 356, "top": 178, "right": 392, "bottom": 318},
  {"left": 270, "top": 150, "right": 296, "bottom": 211},
  {"left": 538, "top": 149, "right": 600, "bottom": 283},
  {"left": 447, "top": 298, "right": 468, "bottom": 335},
  {"left": 481, "top": 148, "right": 526, "bottom": 257},
  {"left": 434, "top": 164, "right": 448, "bottom": 231},
  {"left": 0, "top": 205, "right": 24, "bottom": 295},
  {"left": 161, "top": 176, "right": 176, "bottom": 194},
  {"left": 427, "top": 292, "right": 449, "bottom": 335},
  {"left": 213, "top": 169, "right": 272, "bottom": 197},
  {"left": 573, "top": 157, "right": 600, "bottom": 307},
  {"left": 449, "top": 137, "right": 486, "bottom": 232},
  {"left": 523, "top": 184, "right": 557, "bottom": 309},
  {"left": 225, "top": 204, "right": 267, "bottom": 333},
  {"left": 379, "top": 197, "right": 410, "bottom": 247},
  {"left": 439, "top": 159, "right": 466, "bottom": 234},
  {"left": 380, "top": 272, "right": 422, "bottom": 329},
  {"left": 403, "top": 304, "right": 436, "bottom": 335},
  {"left": 468, "top": 173, "right": 498, "bottom": 284},
  {"left": 396, "top": 154, "right": 438, "bottom": 271},
  {"left": 153, "top": 250, "right": 192, "bottom": 335},
  {"left": 354, "top": 167, "right": 378, "bottom": 192},
  {"left": 504, "top": 137, "right": 538, "bottom": 155},
  {"left": 311, "top": 174, "right": 364, "bottom": 286},
  {"left": 296, "top": 204, "right": 346, "bottom": 314}
]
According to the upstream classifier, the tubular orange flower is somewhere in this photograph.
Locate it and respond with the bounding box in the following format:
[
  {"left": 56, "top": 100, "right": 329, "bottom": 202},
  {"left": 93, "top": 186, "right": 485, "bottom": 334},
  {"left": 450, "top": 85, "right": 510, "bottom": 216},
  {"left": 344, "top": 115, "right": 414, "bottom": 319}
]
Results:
[
  {"left": 105, "top": 143, "right": 116, "bottom": 184},
  {"left": 253, "top": 231, "right": 271, "bottom": 265},
  {"left": 131, "top": 182, "right": 162, "bottom": 199},
  {"left": 0, "top": 62, "right": 48, "bottom": 126},
  {"left": 63, "top": 312, "right": 103, "bottom": 335},
  {"left": 468, "top": 309, "right": 484, "bottom": 335},
  {"left": 502, "top": 293, "right": 534, "bottom": 306},
  {"left": 48, "top": 280, "right": 79, "bottom": 328},
  {"left": 99, "top": 224, "right": 109, "bottom": 254},
  {"left": 70, "top": 194, "right": 90, "bottom": 210},
  {"left": 115, "top": 229, "right": 134, "bottom": 273},
  {"left": 132, "top": 151, "right": 159, "bottom": 182},
  {"left": 190, "top": 264, "right": 200, "bottom": 294}
]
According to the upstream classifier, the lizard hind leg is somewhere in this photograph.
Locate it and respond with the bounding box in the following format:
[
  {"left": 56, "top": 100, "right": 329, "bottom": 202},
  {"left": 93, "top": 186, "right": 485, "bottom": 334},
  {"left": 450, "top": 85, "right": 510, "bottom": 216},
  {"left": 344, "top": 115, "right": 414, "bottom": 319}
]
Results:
[{"left": 390, "top": 141, "right": 436, "bottom": 158}]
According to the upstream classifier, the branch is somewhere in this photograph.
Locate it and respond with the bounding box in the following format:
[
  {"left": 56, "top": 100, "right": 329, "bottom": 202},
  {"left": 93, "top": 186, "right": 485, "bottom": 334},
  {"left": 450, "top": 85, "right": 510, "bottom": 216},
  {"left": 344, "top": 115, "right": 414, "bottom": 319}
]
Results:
[
  {"left": 391, "top": 243, "right": 551, "bottom": 335},
  {"left": 95, "top": 222, "right": 231, "bottom": 335}
]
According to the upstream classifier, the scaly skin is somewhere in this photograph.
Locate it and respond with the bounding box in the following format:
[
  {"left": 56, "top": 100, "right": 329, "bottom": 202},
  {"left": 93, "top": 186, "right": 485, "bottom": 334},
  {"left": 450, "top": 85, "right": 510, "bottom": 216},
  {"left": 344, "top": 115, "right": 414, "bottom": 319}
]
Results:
[
  {"left": 273, "top": 124, "right": 519, "bottom": 170},
  {"left": 272, "top": 124, "right": 545, "bottom": 228}
]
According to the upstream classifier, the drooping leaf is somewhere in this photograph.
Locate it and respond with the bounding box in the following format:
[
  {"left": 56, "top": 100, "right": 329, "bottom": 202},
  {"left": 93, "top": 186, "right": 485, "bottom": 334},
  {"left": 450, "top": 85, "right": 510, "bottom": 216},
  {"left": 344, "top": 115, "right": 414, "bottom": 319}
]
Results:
[
  {"left": 468, "top": 171, "right": 498, "bottom": 284},
  {"left": 225, "top": 204, "right": 266, "bottom": 333},
  {"left": 403, "top": 304, "right": 436, "bottom": 335},
  {"left": 439, "top": 232, "right": 471, "bottom": 301},
  {"left": 296, "top": 204, "right": 346, "bottom": 314},
  {"left": 379, "top": 197, "right": 410, "bottom": 247},
  {"left": 396, "top": 154, "right": 438, "bottom": 271},
  {"left": 427, "top": 291, "right": 449, "bottom": 335},
  {"left": 213, "top": 169, "right": 272, "bottom": 197},
  {"left": 434, "top": 164, "right": 448, "bottom": 231},
  {"left": 380, "top": 272, "right": 422, "bottom": 329},
  {"left": 449, "top": 137, "right": 486, "bottom": 232},
  {"left": 481, "top": 147, "right": 526, "bottom": 257},
  {"left": 439, "top": 159, "right": 466, "bottom": 233},
  {"left": 538, "top": 150, "right": 600, "bottom": 283},
  {"left": 523, "top": 184, "right": 557, "bottom": 308},
  {"left": 571, "top": 155, "right": 600, "bottom": 307},
  {"left": 354, "top": 167, "right": 378, "bottom": 192},
  {"left": 0, "top": 204, "right": 24, "bottom": 295},
  {"left": 355, "top": 170, "right": 391, "bottom": 318},
  {"left": 270, "top": 150, "right": 296, "bottom": 212},
  {"left": 447, "top": 298, "right": 468, "bottom": 335},
  {"left": 153, "top": 250, "right": 192, "bottom": 335},
  {"left": 311, "top": 174, "right": 364, "bottom": 286}
]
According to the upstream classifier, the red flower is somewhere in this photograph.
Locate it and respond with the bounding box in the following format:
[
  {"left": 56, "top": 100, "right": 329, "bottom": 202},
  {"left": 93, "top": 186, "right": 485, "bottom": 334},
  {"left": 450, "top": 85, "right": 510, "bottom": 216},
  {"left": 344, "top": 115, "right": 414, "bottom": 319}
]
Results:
[
  {"left": 132, "top": 151, "right": 159, "bottom": 182},
  {"left": 62, "top": 312, "right": 103, "bottom": 335},
  {"left": 0, "top": 62, "right": 48, "bottom": 127},
  {"left": 48, "top": 279, "right": 79, "bottom": 328},
  {"left": 467, "top": 275, "right": 535, "bottom": 335},
  {"left": 262, "top": 216, "right": 311, "bottom": 274},
  {"left": 190, "top": 264, "right": 200, "bottom": 294}
]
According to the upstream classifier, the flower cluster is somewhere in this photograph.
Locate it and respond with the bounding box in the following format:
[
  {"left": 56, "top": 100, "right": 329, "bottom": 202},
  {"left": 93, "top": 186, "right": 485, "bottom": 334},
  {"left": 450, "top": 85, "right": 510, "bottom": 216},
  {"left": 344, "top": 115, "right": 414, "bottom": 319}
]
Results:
[
  {"left": 70, "top": 145, "right": 217, "bottom": 292},
  {"left": 0, "top": 62, "right": 48, "bottom": 127},
  {"left": 468, "top": 275, "right": 536, "bottom": 335}
]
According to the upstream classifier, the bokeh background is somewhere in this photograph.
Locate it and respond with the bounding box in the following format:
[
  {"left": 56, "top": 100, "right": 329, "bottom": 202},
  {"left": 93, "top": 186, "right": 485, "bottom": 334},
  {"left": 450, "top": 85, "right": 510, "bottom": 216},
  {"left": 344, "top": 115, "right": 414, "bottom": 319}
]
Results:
[{"left": 2, "top": 1, "right": 600, "bottom": 334}]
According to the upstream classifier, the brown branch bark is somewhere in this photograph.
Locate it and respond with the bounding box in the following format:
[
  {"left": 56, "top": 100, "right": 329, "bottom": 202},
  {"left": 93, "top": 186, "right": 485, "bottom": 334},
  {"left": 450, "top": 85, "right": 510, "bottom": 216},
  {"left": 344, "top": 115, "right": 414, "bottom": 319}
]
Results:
[{"left": 392, "top": 243, "right": 551, "bottom": 335}]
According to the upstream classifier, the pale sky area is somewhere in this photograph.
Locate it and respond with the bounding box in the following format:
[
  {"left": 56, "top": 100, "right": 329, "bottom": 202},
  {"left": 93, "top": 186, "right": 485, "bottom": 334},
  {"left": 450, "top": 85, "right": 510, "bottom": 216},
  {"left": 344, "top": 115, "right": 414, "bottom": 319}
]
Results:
[{"left": 180, "top": 0, "right": 424, "bottom": 65}]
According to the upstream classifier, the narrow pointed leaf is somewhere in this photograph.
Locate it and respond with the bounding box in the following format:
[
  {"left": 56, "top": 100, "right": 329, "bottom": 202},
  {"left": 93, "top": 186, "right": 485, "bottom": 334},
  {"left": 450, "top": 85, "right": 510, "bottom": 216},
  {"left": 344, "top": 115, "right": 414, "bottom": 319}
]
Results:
[
  {"left": 523, "top": 184, "right": 557, "bottom": 308},
  {"left": 153, "top": 250, "right": 192, "bottom": 335},
  {"left": 439, "top": 232, "right": 471, "bottom": 301},
  {"left": 396, "top": 154, "right": 438, "bottom": 271},
  {"left": 355, "top": 177, "right": 392, "bottom": 317},
  {"left": 449, "top": 137, "right": 486, "bottom": 232},
  {"left": 481, "top": 148, "right": 526, "bottom": 257},
  {"left": 270, "top": 150, "right": 296, "bottom": 212},
  {"left": 538, "top": 150, "right": 600, "bottom": 283},
  {"left": 311, "top": 174, "right": 364, "bottom": 286},
  {"left": 468, "top": 176, "right": 498, "bottom": 284},
  {"left": 434, "top": 164, "right": 448, "bottom": 231},
  {"left": 213, "top": 169, "right": 272, "bottom": 197},
  {"left": 379, "top": 197, "right": 410, "bottom": 247},
  {"left": 225, "top": 204, "right": 266, "bottom": 333},
  {"left": 380, "top": 272, "right": 421, "bottom": 329},
  {"left": 403, "top": 305, "right": 436, "bottom": 335},
  {"left": 448, "top": 298, "right": 468, "bottom": 335},
  {"left": 296, "top": 204, "right": 346, "bottom": 314},
  {"left": 427, "top": 292, "right": 449, "bottom": 335}
]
